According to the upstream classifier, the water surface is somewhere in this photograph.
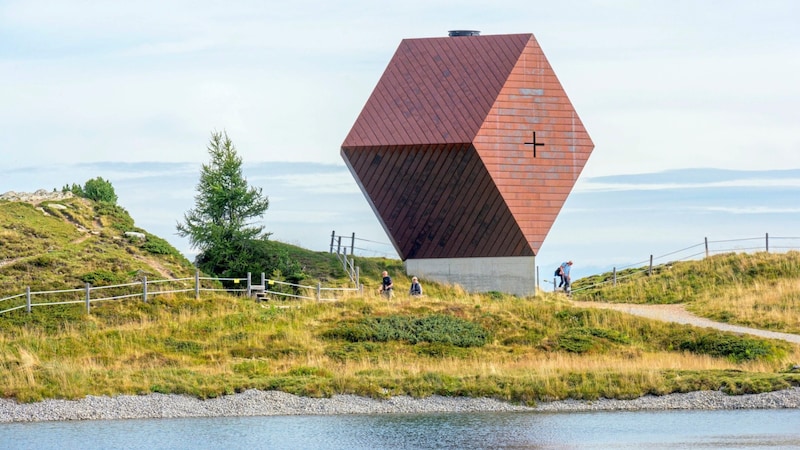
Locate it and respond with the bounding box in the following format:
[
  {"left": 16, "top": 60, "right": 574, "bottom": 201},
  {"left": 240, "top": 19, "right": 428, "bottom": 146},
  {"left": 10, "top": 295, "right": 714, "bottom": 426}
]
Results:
[{"left": 3, "top": 409, "right": 799, "bottom": 449}]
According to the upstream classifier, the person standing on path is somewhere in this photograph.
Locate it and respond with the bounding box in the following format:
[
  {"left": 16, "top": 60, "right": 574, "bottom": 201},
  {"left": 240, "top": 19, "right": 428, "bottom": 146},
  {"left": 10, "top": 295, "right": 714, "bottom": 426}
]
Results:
[
  {"left": 558, "top": 261, "right": 573, "bottom": 292},
  {"left": 380, "top": 271, "right": 394, "bottom": 299}
]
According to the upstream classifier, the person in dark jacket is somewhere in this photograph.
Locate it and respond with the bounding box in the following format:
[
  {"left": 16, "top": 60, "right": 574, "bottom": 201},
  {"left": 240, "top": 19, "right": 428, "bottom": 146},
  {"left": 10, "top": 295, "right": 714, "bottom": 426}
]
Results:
[
  {"left": 409, "top": 276, "right": 422, "bottom": 297},
  {"left": 380, "top": 271, "right": 394, "bottom": 299}
]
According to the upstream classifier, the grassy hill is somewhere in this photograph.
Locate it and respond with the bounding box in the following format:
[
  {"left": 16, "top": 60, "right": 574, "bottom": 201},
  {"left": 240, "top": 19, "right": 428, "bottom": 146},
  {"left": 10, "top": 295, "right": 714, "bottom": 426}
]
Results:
[
  {"left": 0, "top": 193, "right": 396, "bottom": 294},
  {"left": 0, "top": 195, "right": 195, "bottom": 293},
  {"left": 1, "top": 195, "right": 799, "bottom": 404},
  {"left": 573, "top": 251, "right": 800, "bottom": 334}
]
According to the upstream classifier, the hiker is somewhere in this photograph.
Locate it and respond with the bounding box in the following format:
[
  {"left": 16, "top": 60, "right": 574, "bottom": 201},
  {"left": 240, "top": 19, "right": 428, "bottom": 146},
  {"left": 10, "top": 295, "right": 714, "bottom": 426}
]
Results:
[
  {"left": 409, "top": 276, "right": 423, "bottom": 297},
  {"left": 380, "top": 271, "right": 394, "bottom": 299},
  {"left": 557, "top": 261, "right": 573, "bottom": 292}
]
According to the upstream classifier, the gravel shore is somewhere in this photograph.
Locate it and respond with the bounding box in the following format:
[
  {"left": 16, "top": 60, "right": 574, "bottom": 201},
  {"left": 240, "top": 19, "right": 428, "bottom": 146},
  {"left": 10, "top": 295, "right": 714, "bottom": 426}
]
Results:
[{"left": 2, "top": 388, "right": 799, "bottom": 423}]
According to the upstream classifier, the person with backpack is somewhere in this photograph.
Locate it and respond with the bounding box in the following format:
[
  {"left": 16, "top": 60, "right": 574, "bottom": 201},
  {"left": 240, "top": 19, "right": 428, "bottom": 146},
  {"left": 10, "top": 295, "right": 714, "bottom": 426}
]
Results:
[{"left": 556, "top": 261, "right": 573, "bottom": 292}]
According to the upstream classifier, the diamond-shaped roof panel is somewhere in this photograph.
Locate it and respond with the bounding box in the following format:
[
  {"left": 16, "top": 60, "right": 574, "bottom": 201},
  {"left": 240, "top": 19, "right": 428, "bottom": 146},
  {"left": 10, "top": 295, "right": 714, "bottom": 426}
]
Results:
[{"left": 343, "top": 34, "right": 530, "bottom": 147}]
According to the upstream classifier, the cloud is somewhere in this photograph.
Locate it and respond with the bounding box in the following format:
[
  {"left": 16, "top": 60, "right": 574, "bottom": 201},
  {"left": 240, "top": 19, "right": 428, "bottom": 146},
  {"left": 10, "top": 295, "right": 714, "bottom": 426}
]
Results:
[
  {"left": 693, "top": 206, "right": 800, "bottom": 215},
  {"left": 577, "top": 169, "right": 800, "bottom": 192},
  {"left": 579, "top": 178, "right": 800, "bottom": 193},
  {"left": 2, "top": 1, "right": 799, "bottom": 175}
]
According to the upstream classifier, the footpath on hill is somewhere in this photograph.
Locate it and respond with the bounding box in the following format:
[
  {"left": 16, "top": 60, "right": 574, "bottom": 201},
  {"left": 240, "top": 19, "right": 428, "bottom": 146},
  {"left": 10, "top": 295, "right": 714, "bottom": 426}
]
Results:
[{"left": 569, "top": 300, "right": 800, "bottom": 345}]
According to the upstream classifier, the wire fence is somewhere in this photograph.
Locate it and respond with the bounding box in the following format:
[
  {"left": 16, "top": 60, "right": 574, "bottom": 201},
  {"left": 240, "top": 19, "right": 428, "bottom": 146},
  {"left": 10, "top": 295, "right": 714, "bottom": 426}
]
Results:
[
  {"left": 0, "top": 271, "right": 363, "bottom": 316},
  {"left": 9, "top": 234, "right": 792, "bottom": 313},
  {"left": 564, "top": 233, "right": 800, "bottom": 293},
  {"left": 330, "top": 230, "right": 397, "bottom": 258}
]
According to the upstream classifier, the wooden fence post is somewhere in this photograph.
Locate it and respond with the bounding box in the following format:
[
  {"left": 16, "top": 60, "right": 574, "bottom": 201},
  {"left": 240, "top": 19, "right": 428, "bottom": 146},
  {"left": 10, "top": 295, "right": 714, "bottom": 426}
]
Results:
[
  {"left": 766, "top": 232, "right": 769, "bottom": 253},
  {"left": 246, "top": 272, "right": 252, "bottom": 297},
  {"left": 142, "top": 276, "right": 148, "bottom": 303},
  {"left": 195, "top": 270, "right": 200, "bottom": 299},
  {"left": 648, "top": 255, "right": 653, "bottom": 276},
  {"left": 317, "top": 282, "right": 321, "bottom": 301},
  {"left": 26, "top": 286, "right": 31, "bottom": 313},
  {"left": 330, "top": 230, "right": 336, "bottom": 253},
  {"left": 613, "top": 267, "right": 617, "bottom": 286},
  {"left": 85, "top": 283, "right": 91, "bottom": 314},
  {"left": 351, "top": 232, "right": 355, "bottom": 256},
  {"left": 705, "top": 237, "right": 709, "bottom": 258}
]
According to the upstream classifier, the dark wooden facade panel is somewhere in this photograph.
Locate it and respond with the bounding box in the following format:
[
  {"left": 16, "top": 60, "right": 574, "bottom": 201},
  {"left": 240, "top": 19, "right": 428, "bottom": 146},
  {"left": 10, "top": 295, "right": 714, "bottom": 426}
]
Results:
[
  {"left": 342, "top": 143, "right": 531, "bottom": 259},
  {"left": 387, "top": 144, "right": 453, "bottom": 239}
]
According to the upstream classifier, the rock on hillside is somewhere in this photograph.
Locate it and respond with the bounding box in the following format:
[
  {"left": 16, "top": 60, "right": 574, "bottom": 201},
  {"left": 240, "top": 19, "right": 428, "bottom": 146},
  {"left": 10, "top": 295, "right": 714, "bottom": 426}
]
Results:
[{"left": 0, "top": 189, "right": 75, "bottom": 204}]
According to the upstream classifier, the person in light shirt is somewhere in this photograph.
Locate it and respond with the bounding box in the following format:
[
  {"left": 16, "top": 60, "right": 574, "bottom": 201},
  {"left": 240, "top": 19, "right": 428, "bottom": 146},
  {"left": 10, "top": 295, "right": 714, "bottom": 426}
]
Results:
[{"left": 557, "top": 261, "right": 573, "bottom": 292}]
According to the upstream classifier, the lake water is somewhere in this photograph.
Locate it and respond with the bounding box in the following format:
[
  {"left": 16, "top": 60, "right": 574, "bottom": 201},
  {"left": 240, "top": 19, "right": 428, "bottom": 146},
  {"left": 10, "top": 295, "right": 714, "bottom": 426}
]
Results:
[{"left": 3, "top": 409, "right": 800, "bottom": 449}]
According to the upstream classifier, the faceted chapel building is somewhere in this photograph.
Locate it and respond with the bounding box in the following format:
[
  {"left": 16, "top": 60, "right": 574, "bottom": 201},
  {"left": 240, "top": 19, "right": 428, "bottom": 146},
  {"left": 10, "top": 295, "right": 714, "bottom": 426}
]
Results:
[{"left": 341, "top": 31, "right": 594, "bottom": 296}]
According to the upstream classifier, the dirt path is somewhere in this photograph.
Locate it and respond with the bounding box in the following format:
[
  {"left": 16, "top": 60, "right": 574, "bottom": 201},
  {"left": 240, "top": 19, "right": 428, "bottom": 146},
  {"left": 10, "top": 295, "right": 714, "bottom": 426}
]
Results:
[{"left": 570, "top": 300, "right": 800, "bottom": 345}]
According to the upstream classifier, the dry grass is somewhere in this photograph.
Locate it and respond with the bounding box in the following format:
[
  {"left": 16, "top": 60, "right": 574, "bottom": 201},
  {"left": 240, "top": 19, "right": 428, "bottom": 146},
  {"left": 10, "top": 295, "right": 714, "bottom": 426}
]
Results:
[
  {"left": 3, "top": 198, "right": 800, "bottom": 404},
  {"left": 690, "top": 278, "right": 800, "bottom": 333},
  {"left": 2, "top": 290, "right": 797, "bottom": 404},
  {"left": 575, "top": 251, "right": 800, "bottom": 334}
]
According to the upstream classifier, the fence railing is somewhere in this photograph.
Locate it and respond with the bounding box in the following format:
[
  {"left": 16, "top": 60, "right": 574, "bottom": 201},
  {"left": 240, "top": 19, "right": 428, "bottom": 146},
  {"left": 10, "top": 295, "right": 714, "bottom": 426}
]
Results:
[
  {"left": 329, "top": 230, "right": 361, "bottom": 285},
  {"left": 565, "top": 233, "right": 800, "bottom": 293},
  {"left": 0, "top": 271, "right": 363, "bottom": 316},
  {"left": 244, "top": 271, "right": 361, "bottom": 302}
]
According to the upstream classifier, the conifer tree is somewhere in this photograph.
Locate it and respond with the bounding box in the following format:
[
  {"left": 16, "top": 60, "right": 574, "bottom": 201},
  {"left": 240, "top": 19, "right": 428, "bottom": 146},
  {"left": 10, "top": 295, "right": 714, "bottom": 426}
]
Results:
[{"left": 177, "top": 131, "right": 270, "bottom": 276}]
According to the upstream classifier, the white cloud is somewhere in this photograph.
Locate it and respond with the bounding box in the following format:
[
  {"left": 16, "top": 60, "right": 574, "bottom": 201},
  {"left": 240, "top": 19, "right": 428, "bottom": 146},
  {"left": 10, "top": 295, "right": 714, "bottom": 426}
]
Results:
[
  {"left": 578, "top": 177, "right": 800, "bottom": 193},
  {"left": 694, "top": 206, "right": 800, "bottom": 215},
  {"left": 1, "top": 1, "right": 798, "bottom": 172}
]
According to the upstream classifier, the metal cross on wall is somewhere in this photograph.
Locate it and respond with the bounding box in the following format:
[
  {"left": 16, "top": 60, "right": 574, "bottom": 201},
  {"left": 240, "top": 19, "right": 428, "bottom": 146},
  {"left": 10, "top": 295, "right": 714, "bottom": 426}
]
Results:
[{"left": 524, "top": 131, "right": 545, "bottom": 157}]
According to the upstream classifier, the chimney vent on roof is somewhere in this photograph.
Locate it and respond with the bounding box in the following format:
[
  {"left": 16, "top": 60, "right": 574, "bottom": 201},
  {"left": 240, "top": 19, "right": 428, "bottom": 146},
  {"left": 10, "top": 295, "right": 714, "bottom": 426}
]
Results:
[{"left": 448, "top": 30, "right": 480, "bottom": 37}]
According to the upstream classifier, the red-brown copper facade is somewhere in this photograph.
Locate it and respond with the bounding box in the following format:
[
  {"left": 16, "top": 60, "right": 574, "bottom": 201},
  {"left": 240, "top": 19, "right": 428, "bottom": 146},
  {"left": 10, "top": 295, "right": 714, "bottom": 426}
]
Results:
[{"left": 342, "top": 33, "right": 593, "bottom": 260}]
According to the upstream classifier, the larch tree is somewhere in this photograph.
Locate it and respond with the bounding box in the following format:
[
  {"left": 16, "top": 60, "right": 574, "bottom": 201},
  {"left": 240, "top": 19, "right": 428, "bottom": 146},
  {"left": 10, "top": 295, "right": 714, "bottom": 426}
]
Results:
[{"left": 177, "top": 131, "right": 270, "bottom": 277}]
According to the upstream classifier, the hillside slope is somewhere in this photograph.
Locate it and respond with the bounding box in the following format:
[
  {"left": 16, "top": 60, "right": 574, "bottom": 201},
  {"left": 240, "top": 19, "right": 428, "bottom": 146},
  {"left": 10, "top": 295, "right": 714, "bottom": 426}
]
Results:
[
  {"left": 0, "top": 190, "right": 401, "bottom": 295},
  {"left": 572, "top": 251, "right": 800, "bottom": 334},
  {"left": 0, "top": 191, "right": 195, "bottom": 295}
]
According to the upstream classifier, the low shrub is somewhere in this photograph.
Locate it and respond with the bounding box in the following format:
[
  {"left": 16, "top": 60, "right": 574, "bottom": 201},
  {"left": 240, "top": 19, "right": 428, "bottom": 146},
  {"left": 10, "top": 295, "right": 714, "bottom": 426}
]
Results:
[
  {"left": 322, "top": 314, "right": 489, "bottom": 347},
  {"left": 80, "top": 269, "right": 130, "bottom": 286},
  {"left": 556, "top": 328, "right": 598, "bottom": 353},
  {"left": 678, "top": 332, "right": 779, "bottom": 363},
  {"left": 141, "top": 234, "right": 182, "bottom": 257}
]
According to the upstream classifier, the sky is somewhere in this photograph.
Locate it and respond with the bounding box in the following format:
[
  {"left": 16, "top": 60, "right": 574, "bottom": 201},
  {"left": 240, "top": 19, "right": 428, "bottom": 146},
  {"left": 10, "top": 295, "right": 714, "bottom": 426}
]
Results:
[{"left": 2, "top": 1, "right": 800, "bottom": 284}]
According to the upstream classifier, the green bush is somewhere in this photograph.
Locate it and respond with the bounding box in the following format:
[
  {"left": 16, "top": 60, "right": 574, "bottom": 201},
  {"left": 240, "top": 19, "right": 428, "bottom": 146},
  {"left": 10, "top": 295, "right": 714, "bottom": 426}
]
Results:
[
  {"left": 80, "top": 270, "right": 130, "bottom": 286},
  {"left": 323, "top": 314, "right": 489, "bottom": 347},
  {"left": 678, "top": 332, "right": 778, "bottom": 362},
  {"left": 555, "top": 327, "right": 630, "bottom": 354},
  {"left": 83, "top": 177, "right": 118, "bottom": 204},
  {"left": 141, "top": 234, "right": 182, "bottom": 257},
  {"left": 556, "top": 328, "right": 598, "bottom": 353}
]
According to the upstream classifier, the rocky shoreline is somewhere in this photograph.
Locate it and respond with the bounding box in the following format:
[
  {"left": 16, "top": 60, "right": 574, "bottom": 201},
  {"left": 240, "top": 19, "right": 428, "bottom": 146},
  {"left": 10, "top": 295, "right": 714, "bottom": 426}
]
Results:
[{"left": 2, "top": 388, "right": 799, "bottom": 423}]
